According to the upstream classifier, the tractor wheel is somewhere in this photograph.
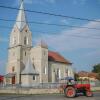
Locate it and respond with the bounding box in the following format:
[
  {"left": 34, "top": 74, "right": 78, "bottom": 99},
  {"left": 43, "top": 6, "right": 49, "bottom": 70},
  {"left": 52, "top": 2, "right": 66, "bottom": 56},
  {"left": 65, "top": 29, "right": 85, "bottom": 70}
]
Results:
[
  {"left": 86, "top": 91, "right": 93, "bottom": 97},
  {"left": 64, "top": 87, "right": 76, "bottom": 98}
]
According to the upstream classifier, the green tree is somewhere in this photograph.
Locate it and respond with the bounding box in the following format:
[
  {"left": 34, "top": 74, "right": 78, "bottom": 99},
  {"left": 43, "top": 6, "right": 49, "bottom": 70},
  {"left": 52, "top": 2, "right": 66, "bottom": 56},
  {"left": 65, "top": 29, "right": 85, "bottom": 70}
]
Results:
[
  {"left": 92, "top": 64, "right": 100, "bottom": 73},
  {"left": 92, "top": 64, "right": 100, "bottom": 80},
  {"left": 97, "top": 73, "right": 100, "bottom": 80}
]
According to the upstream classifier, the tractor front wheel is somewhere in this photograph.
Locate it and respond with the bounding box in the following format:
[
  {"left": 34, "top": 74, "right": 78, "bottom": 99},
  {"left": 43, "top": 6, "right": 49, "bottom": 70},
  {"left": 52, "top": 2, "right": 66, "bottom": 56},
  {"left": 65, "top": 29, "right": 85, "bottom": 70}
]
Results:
[
  {"left": 86, "top": 91, "right": 93, "bottom": 97},
  {"left": 64, "top": 87, "right": 76, "bottom": 98}
]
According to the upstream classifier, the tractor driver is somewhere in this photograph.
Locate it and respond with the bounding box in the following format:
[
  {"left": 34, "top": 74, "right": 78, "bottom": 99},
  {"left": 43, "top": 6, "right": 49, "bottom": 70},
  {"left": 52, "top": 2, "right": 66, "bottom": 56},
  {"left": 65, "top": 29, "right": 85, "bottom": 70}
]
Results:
[{"left": 67, "top": 79, "right": 74, "bottom": 85}]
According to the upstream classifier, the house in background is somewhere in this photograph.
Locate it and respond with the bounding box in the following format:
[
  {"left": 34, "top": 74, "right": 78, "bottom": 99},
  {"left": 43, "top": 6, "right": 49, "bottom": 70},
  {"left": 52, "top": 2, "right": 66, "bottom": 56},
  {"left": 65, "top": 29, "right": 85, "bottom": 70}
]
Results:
[
  {"left": 78, "top": 71, "right": 98, "bottom": 82},
  {"left": 0, "top": 75, "right": 3, "bottom": 85}
]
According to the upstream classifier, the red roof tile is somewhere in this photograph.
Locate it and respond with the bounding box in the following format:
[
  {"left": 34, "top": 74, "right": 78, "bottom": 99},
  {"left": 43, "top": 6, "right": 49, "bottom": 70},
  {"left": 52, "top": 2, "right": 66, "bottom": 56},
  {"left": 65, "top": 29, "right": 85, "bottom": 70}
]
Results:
[
  {"left": 48, "top": 51, "right": 72, "bottom": 64},
  {"left": 78, "top": 71, "right": 98, "bottom": 78}
]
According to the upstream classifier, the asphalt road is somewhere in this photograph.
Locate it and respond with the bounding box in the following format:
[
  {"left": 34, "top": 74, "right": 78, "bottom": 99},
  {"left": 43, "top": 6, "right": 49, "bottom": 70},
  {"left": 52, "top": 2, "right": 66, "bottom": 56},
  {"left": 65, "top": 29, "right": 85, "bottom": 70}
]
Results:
[{"left": 0, "top": 92, "right": 100, "bottom": 100}]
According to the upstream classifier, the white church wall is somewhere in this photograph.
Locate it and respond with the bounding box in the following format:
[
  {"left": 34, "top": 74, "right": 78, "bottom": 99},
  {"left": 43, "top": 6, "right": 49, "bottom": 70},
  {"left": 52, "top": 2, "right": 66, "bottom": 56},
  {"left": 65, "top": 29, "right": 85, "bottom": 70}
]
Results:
[
  {"left": 48, "top": 61, "right": 73, "bottom": 82},
  {"left": 21, "top": 75, "right": 39, "bottom": 87},
  {"left": 30, "top": 46, "right": 48, "bottom": 83}
]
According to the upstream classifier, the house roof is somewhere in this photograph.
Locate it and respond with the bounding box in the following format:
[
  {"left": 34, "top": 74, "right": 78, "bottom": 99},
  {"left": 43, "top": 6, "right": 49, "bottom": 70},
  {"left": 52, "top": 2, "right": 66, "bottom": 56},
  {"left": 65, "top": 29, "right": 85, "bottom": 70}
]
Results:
[
  {"left": 78, "top": 71, "right": 88, "bottom": 77},
  {"left": 78, "top": 71, "right": 98, "bottom": 78},
  {"left": 21, "top": 56, "right": 39, "bottom": 75},
  {"left": 48, "top": 51, "right": 72, "bottom": 64}
]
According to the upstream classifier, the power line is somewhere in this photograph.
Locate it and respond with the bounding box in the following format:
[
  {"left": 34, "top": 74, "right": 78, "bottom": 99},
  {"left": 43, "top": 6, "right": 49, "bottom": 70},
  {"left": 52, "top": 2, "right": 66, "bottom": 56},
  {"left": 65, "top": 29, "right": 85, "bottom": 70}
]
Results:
[
  {"left": 0, "top": 18, "right": 100, "bottom": 31},
  {"left": 0, "top": 5, "right": 100, "bottom": 23},
  {"left": 0, "top": 25, "right": 100, "bottom": 40}
]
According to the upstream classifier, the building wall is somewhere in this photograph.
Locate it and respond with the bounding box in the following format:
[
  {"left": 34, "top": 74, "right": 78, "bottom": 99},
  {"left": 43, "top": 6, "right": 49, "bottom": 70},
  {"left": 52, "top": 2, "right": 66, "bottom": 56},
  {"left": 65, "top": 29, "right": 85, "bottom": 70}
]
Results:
[
  {"left": 7, "top": 46, "right": 21, "bottom": 84},
  {"left": 21, "top": 75, "right": 39, "bottom": 87},
  {"left": 48, "top": 61, "right": 74, "bottom": 83},
  {"left": 6, "top": 25, "right": 32, "bottom": 84},
  {"left": 30, "top": 45, "right": 48, "bottom": 83}
]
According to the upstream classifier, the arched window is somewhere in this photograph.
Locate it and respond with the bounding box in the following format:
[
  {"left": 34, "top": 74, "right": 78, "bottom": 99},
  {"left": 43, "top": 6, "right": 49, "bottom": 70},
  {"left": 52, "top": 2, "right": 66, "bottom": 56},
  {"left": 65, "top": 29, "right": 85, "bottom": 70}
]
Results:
[
  {"left": 24, "top": 37, "right": 26, "bottom": 45},
  {"left": 24, "top": 37, "right": 28, "bottom": 45},
  {"left": 12, "top": 67, "right": 15, "bottom": 72},
  {"left": 26, "top": 37, "right": 28, "bottom": 45},
  {"left": 25, "top": 52, "right": 26, "bottom": 56},
  {"left": 57, "top": 68, "right": 61, "bottom": 79},
  {"left": 59, "top": 69, "right": 61, "bottom": 79},
  {"left": 43, "top": 66, "right": 47, "bottom": 74},
  {"left": 12, "top": 37, "right": 16, "bottom": 45}
]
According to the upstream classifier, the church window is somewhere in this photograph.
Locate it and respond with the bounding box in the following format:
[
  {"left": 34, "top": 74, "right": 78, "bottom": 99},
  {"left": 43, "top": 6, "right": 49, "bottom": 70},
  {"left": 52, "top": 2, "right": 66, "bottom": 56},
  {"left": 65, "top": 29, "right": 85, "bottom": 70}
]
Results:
[
  {"left": 25, "top": 52, "right": 26, "bottom": 56},
  {"left": 53, "top": 69, "right": 55, "bottom": 72},
  {"left": 66, "top": 68, "right": 68, "bottom": 73},
  {"left": 33, "top": 64, "right": 35, "bottom": 69},
  {"left": 13, "top": 37, "right": 16, "bottom": 45},
  {"left": 24, "top": 37, "right": 28, "bottom": 45},
  {"left": 12, "top": 67, "right": 15, "bottom": 72},
  {"left": 56, "top": 68, "right": 61, "bottom": 79},
  {"left": 33, "top": 75, "right": 35, "bottom": 80},
  {"left": 57, "top": 68, "right": 59, "bottom": 78},
  {"left": 45, "top": 66, "right": 47, "bottom": 75},
  {"left": 59, "top": 69, "right": 61, "bottom": 79},
  {"left": 65, "top": 68, "right": 68, "bottom": 76},
  {"left": 24, "top": 37, "right": 26, "bottom": 45},
  {"left": 25, "top": 29, "right": 27, "bottom": 32},
  {"left": 44, "top": 51, "right": 46, "bottom": 56},
  {"left": 26, "top": 37, "right": 28, "bottom": 45}
]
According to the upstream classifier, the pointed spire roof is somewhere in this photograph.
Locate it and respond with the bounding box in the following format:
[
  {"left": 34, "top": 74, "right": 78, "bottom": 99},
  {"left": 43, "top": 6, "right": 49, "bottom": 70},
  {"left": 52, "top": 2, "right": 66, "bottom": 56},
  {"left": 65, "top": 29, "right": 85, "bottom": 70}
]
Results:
[
  {"left": 16, "top": 0, "right": 27, "bottom": 31},
  {"left": 21, "top": 56, "right": 39, "bottom": 75},
  {"left": 38, "top": 40, "right": 48, "bottom": 49}
]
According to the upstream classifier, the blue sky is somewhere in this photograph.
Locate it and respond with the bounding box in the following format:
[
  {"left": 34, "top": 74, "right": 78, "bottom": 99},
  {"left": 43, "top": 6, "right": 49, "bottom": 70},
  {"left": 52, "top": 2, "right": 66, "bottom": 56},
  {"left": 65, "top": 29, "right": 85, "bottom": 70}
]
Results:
[{"left": 0, "top": 0, "right": 100, "bottom": 75}]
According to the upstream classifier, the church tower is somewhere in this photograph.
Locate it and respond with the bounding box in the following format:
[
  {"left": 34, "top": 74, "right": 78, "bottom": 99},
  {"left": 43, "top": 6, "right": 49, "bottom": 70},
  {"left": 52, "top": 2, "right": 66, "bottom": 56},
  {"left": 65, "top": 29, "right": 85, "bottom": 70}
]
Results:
[{"left": 6, "top": 0, "right": 32, "bottom": 84}]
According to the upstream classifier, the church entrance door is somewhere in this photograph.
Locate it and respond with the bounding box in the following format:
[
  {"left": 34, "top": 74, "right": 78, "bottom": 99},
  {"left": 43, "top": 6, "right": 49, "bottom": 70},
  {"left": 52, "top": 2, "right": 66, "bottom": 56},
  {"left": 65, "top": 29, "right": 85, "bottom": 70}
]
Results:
[{"left": 12, "top": 76, "right": 15, "bottom": 84}]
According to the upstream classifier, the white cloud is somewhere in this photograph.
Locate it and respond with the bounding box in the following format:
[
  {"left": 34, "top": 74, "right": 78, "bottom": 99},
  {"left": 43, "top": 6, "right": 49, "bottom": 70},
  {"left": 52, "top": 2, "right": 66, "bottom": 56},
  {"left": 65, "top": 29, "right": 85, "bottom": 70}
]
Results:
[{"left": 34, "top": 20, "right": 100, "bottom": 52}]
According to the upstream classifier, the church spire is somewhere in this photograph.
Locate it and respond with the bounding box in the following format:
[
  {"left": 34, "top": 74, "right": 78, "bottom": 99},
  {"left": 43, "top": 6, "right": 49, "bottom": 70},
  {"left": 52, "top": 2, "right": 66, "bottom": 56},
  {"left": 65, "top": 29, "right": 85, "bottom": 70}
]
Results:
[{"left": 16, "top": 0, "right": 27, "bottom": 31}]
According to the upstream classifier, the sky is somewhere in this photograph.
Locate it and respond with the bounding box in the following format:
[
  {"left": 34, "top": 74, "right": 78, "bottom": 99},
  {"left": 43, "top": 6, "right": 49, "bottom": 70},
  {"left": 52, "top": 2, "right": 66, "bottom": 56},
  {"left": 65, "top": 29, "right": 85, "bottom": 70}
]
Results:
[{"left": 0, "top": 0, "right": 100, "bottom": 75}]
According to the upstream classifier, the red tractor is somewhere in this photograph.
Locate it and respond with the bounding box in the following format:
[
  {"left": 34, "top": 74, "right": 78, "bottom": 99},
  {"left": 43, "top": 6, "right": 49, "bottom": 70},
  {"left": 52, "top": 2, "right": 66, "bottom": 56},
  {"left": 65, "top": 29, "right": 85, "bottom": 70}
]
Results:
[{"left": 61, "top": 77, "right": 93, "bottom": 98}]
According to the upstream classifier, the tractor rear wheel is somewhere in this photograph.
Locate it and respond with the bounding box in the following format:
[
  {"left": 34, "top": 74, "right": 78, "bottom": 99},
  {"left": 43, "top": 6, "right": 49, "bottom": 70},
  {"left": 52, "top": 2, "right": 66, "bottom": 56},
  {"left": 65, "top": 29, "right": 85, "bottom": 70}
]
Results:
[
  {"left": 86, "top": 91, "right": 93, "bottom": 97},
  {"left": 64, "top": 87, "right": 76, "bottom": 98}
]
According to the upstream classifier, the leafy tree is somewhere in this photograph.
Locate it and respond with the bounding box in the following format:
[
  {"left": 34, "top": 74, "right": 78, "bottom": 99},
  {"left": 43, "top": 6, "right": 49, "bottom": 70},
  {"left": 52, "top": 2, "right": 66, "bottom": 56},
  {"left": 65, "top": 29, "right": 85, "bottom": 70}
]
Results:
[
  {"left": 92, "top": 64, "right": 100, "bottom": 80},
  {"left": 92, "top": 64, "right": 100, "bottom": 73},
  {"left": 96, "top": 73, "right": 100, "bottom": 80}
]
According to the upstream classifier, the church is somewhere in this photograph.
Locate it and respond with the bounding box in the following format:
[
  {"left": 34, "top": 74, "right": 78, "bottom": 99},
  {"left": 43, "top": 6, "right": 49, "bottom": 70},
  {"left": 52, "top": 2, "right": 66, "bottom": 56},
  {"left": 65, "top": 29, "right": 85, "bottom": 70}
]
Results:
[{"left": 5, "top": 1, "right": 74, "bottom": 87}]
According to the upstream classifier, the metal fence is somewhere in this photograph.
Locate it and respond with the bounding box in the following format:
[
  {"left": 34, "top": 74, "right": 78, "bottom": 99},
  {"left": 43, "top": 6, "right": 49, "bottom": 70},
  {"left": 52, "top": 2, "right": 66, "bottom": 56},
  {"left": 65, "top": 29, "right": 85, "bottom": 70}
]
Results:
[
  {"left": 0, "top": 81, "right": 100, "bottom": 89},
  {"left": 0, "top": 83, "right": 65, "bottom": 89}
]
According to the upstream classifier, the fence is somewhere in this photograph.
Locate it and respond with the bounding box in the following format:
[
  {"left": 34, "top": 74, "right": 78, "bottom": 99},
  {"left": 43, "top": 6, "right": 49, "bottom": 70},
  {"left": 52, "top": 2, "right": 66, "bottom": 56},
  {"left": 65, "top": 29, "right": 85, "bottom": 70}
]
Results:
[{"left": 0, "top": 81, "right": 100, "bottom": 89}]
